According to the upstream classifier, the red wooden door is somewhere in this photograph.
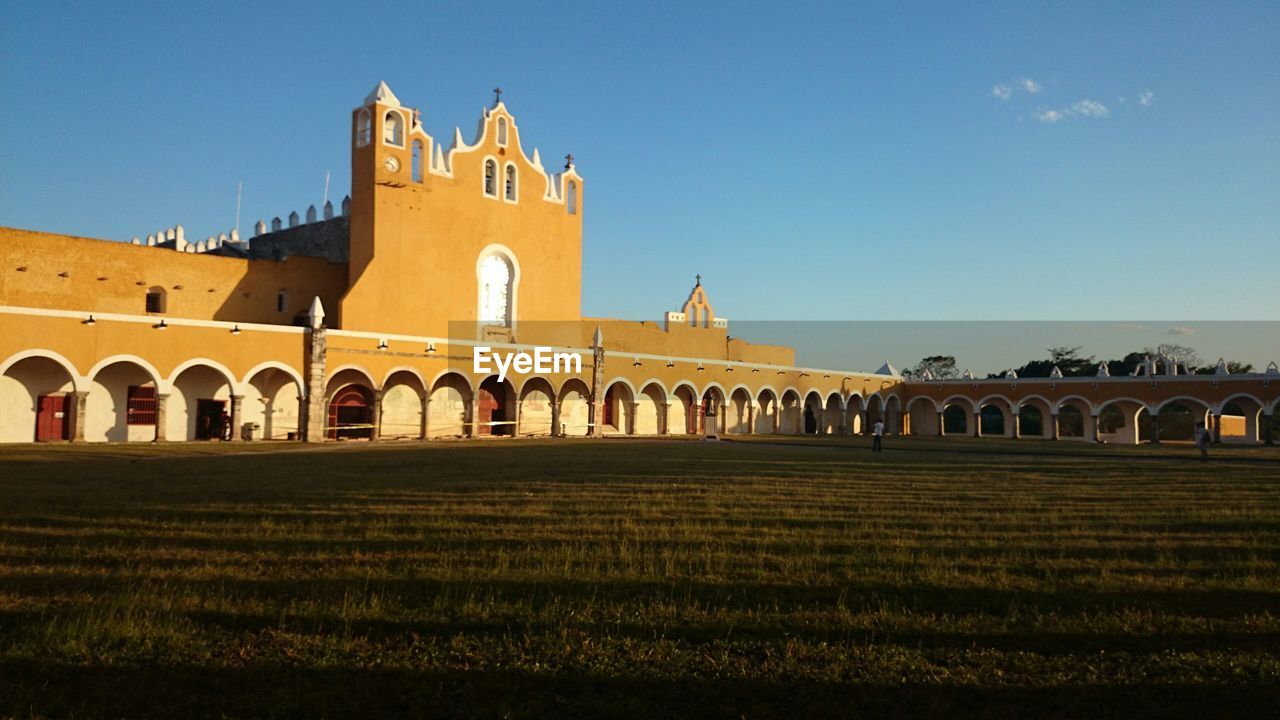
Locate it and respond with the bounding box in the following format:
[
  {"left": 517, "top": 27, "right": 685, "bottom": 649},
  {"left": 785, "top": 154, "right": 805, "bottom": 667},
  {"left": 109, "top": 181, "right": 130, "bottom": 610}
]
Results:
[
  {"left": 36, "top": 394, "right": 69, "bottom": 441},
  {"left": 476, "top": 388, "right": 498, "bottom": 435}
]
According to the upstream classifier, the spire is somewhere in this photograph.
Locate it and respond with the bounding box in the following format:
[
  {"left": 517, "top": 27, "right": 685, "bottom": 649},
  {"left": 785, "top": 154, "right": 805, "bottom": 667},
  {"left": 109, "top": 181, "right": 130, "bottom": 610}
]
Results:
[
  {"left": 875, "top": 361, "right": 900, "bottom": 377},
  {"left": 365, "top": 81, "right": 400, "bottom": 106},
  {"left": 592, "top": 325, "right": 603, "bottom": 348},
  {"left": 307, "top": 296, "right": 326, "bottom": 329}
]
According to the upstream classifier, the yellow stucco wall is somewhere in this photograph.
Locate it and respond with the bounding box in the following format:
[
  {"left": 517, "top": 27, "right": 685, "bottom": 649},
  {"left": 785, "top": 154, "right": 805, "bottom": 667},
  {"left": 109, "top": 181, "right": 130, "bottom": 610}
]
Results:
[{"left": 0, "top": 227, "right": 348, "bottom": 325}]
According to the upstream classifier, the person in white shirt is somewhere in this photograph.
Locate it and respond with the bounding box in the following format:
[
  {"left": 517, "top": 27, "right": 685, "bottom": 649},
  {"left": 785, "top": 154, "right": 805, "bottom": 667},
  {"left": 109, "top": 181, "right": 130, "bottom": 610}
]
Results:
[
  {"left": 1194, "top": 421, "right": 1210, "bottom": 462},
  {"left": 872, "top": 419, "right": 884, "bottom": 452}
]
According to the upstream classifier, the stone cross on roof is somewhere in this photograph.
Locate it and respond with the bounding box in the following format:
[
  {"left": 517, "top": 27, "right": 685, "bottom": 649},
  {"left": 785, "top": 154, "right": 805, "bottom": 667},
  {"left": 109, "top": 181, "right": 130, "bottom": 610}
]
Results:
[{"left": 493, "top": 87, "right": 502, "bottom": 104}]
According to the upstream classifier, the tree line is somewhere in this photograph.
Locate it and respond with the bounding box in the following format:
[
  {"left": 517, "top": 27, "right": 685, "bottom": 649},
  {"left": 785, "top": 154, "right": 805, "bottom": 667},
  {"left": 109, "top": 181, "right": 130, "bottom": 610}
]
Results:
[{"left": 902, "top": 345, "right": 1254, "bottom": 380}]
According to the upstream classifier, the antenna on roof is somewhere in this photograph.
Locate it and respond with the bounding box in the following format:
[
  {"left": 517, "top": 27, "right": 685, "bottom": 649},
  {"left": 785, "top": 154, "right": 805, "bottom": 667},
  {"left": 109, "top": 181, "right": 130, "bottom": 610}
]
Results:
[
  {"left": 234, "top": 181, "right": 243, "bottom": 238},
  {"left": 322, "top": 170, "right": 331, "bottom": 207}
]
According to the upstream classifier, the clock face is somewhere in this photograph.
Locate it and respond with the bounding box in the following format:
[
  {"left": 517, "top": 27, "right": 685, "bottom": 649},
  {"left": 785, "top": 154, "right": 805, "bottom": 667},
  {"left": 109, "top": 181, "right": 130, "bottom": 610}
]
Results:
[{"left": 384, "top": 156, "right": 400, "bottom": 172}]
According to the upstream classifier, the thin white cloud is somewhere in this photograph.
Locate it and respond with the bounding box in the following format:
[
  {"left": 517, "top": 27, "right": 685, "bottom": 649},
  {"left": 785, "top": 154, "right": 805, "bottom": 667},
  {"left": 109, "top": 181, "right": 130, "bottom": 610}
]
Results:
[
  {"left": 991, "top": 77, "right": 1041, "bottom": 101},
  {"left": 1071, "top": 99, "right": 1109, "bottom": 118},
  {"left": 1114, "top": 323, "right": 1145, "bottom": 332},
  {"left": 1168, "top": 326, "right": 1196, "bottom": 336},
  {"left": 1139, "top": 89, "right": 1155, "bottom": 107},
  {"left": 1034, "top": 108, "right": 1065, "bottom": 124}
]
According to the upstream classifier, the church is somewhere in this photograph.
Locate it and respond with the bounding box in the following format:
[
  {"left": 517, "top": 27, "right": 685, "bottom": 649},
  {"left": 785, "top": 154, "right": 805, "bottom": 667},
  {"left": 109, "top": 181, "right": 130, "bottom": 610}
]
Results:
[{"left": 1, "top": 84, "right": 1275, "bottom": 445}]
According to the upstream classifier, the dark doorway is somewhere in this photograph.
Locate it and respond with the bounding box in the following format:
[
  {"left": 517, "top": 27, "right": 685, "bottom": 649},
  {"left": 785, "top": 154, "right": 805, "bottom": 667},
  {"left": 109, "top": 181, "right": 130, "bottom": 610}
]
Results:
[
  {"left": 328, "top": 387, "right": 373, "bottom": 440},
  {"left": 35, "top": 394, "right": 70, "bottom": 441},
  {"left": 477, "top": 378, "right": 510, "bottom": 436},
  {"left": 195, "top": 399, "right": 226, "bottom": 440},
  {"left": 804, "top": 407, "right": 816, "bottom": 434}
]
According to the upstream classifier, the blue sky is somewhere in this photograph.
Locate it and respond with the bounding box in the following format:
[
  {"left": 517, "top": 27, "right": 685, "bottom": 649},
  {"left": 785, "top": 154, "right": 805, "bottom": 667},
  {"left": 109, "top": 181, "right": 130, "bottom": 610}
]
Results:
[{"left": 1, "top": 1, "right": 1277, "bottom": 368}]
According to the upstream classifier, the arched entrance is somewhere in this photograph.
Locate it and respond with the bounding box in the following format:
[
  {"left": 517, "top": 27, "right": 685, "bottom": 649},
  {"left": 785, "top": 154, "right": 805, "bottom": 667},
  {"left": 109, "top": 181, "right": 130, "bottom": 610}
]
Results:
[
  {"left": 701, "top": 386, "right": 726, "bottom": 435},
  {"left": 381, "top": 370, "right": 427, "bottom": 440},
  {"left": 823, "top": 393, "right": 843, "bottom": 434},
  {"left": 779, "top": 390, "right": 801, "bottom": 434},
  {"left": 636, "top": 381, "right": 667, "bottom": 435},
  {"left": 673, "top": 384, "right": 698, "bottom": 434},
  {"left": 518, "top": 377, "right": 556, "bottom": 437},
  {"left": 328, "top": 385, "right": 373, "bottom": 440},
  {"left": 477, "top": 376, "right": 515, "bottom": 436},
  {"left": 755, "top": 389, "right": 778, "bottom": 433},
  {"left": 845, "top": 395, "right": 864, "bottom": 435},
  {"left": 86, "top": 358, "right": 161, "bottom": 442},
  {"left": 170, "top": 363, "right": 236, "bottom": 441},
  {"left": 802, "top": 391, "right": 823, "bottom": 434},
  {"left": 243, "top": 365, "right": 303, "bottom": 441},
  {"left": 727, "top": 387, "right": 751, "bottom": 433},
  {"left": 906, "top": 397, "right": 937, "bottom": 436},
  {"left": 601, "top": 380, "right": 635, "bottom": 435},
  {"left": 0, "top": 353, "right": 78, "bottom": 443},
  {"left": 428, "top": 372, "right": 472, "bottom": 438},
  {"left": 557, "top": 378, "right": 591, "bottom": 436}
]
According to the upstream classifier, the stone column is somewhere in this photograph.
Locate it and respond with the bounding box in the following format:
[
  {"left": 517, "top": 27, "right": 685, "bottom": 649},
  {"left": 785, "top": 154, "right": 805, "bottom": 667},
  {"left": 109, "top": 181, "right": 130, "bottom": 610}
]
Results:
[
  {"left": 936, "top": 410, "right": 944, "bottom": 437},
  {"left": 551, "top": 398, "right": 563, "bottom": 437},
  {"left": 972, "top": 411, "right": 981, "bottom": 438},
  {"left": 1011, "top": 412, "right": 1021, "bottom": 439},
  {"left": 1264, "top": 413, "right": 1274, "bottom": 445},
  {"left": 816, "top": 407, "right": 825, "bottom": 435},
  {"left": 304, "top": 327, "right": 329, "bottom": 443},
  {"left": 420, "top": 396, "right": 430, "bottom": 440},
  {"left": 230, "top": 394, "right": 244, "bottom": 442},
  {"left": 659, "top": 401, "right": 670, "bottom": 435},
  {"left": 627, "top": 401, "right": 638, "bottom": 435},
  {"left": 1212, "top": 412, "right": 1222, "bottom": 445},
  {"left": 1089, "top": 414, "right": 1100, "bottom": 444},
  {"left": 862, "top": 411, "right": 870, "bottom": 435},
  {"left": 72, "top": 390, "right": 89, "bottom": 442},
  {"left": 467, "top": 396, "right": 478, "bottom": 438},
  {"left": 772, "top": 407, "right": 781, "bottom": 434},
  {"left": 1148, "top": 414, "right": 1160, "bottom": 444},
  {"left": 1050, "top": 413, "right": 1060, "bottom": 441},
  {"left": 154, "top": 393, "right": 170, "bottom": 441},
  {"left": 370, "top": 390, "right": 382, "bottom": 442},
  {"left": 746, "top": 403, "right": 755, "bottom": 434},
  {"left": 514, "top": 398, "right": 525, "bottom": 437}
]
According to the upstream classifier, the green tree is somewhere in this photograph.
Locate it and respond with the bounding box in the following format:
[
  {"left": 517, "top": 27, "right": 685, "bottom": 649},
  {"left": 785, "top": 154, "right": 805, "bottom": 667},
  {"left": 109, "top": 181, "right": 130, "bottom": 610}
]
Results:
[{"left": 903, "top": 355, "right": 958, "bottom": 380}]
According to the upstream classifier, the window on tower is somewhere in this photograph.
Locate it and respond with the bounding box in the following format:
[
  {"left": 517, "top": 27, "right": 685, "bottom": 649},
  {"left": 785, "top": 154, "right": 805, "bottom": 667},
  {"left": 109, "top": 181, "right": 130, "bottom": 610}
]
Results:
[
  {"left": 497, "top": 117, "right": 508, "bottom": 146},
  {"left": 504, "top": 164, "right": 517, "bottom": 201},
  {"left": 383, "top": 110, "right": 404, "bottom": 146},
  {"left": 567, "top": 181, "right": 577, "bottom": 214},
  {"left": 483, "top": 159, "right": 497, "bottom": 197},
  {"left": 356, "top": 109, "right": 372, "bottom": 146},
  {"left": 478, "top": 252, "right": 514, "bottom": 327}
]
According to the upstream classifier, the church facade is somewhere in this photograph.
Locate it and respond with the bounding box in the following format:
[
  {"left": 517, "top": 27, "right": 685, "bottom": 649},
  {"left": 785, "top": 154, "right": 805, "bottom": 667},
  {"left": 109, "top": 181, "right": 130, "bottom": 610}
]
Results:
[{"left": 1, "top": 84, "right": 1277, "bottom": 445}]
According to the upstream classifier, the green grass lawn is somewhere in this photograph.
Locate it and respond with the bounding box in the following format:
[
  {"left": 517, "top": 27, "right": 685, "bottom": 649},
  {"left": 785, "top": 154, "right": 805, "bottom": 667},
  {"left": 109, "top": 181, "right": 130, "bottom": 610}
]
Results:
[{"left": 1, "top": 437, "right": 1278, "bottom": 718}]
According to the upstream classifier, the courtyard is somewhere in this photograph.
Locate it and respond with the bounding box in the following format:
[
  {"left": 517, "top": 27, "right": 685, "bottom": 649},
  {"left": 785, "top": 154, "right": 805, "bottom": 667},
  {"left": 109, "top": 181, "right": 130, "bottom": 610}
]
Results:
[{"left": 1, "top": 437, "right": 1278, "bottom": 718}]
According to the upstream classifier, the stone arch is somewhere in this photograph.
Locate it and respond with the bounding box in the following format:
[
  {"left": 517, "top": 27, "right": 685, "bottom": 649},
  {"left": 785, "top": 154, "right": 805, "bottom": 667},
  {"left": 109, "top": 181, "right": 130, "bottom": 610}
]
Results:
[
  {"left": 635, "top": 381, "right": 667, "bottom": 435},
  {"left": 1016, "top": 394, "right": 1056, "bottom": 440},
  {"left": 85, "top": 357, "right": 164, "bottom": 442},
  {"left": 428, "top": 371, "right": 473, "bottom": 438},
  {"left": 906, "top": 396, "right": 938, "bottom": 436},
  {"left": 242, "top": 363, "right": 304, "bottom": 441},
  {"left": 801, "top": 390, "right": 824, "bottom": 435},
  {"left": 865, "top": 395, "right": 885, "bottom": 435},
  {"left": 727, "top": 386, "right": 752, "bottom": 434},
  {"left": 601, "top": 379, "right": 636, "bottom": 435},
  {"left": 1217, "top": 393, "right": 1265, "bottom": 444},
  {"left": 823, "top": 392, "right": 843, "bottom": 434},
  {"left": 846, "top": 393, "right": 866, "bottom": 435},
  {"left": 1093, "top": 396, "right": 1147, "bottom": 445},
  {"left": 1055, "top": 396, "right": 1094, "bottom": 442},
  {"left": 883, "top": 394, "right": 902, "bottom": 435},
  {"left": 516, "top": 376, "right": 556, "bottom": 437},
  {"left": 0, "top": 350, "right": 81, "bottom": 443},
  {"left": 779, "top": 388, "right": 802, "bottom": 434},
  {"left": 1142, "top": 396, "right": 1211, "bottom": 443},
  {"left": 381, "top": 369, "right": 427, "bottom": 440},
  {"left": 672, "top": 383, "right": 698, "bottom": 434},
  {"left": 557, "top": 377, "right": 592, "bottom": 436},
  {"left": 976, "top": 395, "right": 1015, "bottom": 438},
  {"left": 701, "top": 384, "right": 727, "bottom": 435},
  {"left": 476, "top": 375, "right": 516, "bottom": 436},
  {"left": 168, "top": 361, "right": 238, "bottom": 441},
  {"left": 755, "top": 386, "right": 779, "bottom": 434}
]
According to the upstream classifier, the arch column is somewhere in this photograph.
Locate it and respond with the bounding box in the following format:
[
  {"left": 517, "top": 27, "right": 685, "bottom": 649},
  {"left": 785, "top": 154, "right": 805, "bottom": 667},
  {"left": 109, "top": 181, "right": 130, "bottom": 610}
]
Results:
[
  {"left": 936, "top": 410, "right": 944, "bottom": 437},
  {"left": 513, "top": 396, "right": 525, "bottom": 437},
  {"left": 467, "top": 396, "right": 479, "bottom": 438},
  {"left": 1011, "top": 412, "right": 1021, "bottom": 439},
  {"left": 1264, "top": 413, "right": 1274, "bottom": 445},
  {"left": 627, "top": 402, "right": 638, "bottom": 435},
  {"left": 154, "top": 393, "right": 170, "bottom": 442},
  {"left": 1212, "top": 412, "right": 1222, "bottom": 445},
  {"left": 551, "top": 398, "right": 563, "bottom": 438},
  {"left": 816, "top": 407, "right": 825, "bottom": 435},
  {"left": 660, "top": 402, "right": 671, "bottom": 435},
  {"left": 971, "top": 411, "right": 981, "bottom": 437},
  {"left": 746, "top": 403, "right": 755, "bottom": 434},
  {"left": 1089, "top": 413, "right": 1100, "bottom": 444},
  {"left": 1149, "top": 414, "right": 1160, "bottom": 444},
  {"left": 368, "top": 390, "right": 382, "bottom": 442},
  {"left": 72, "top": 390, "right": 89, "bottom": 442},
  {"left": 420, "top": 396, "right": 430, "bottom": 440},
  {"left": 772, "top": 407, "right": 781, "bottom": 434},
  {"left": 230, "top": 394, "right": 244, "bottom": 442},
  {"left": 1050, "top": 413, "right": 1060, "bottom": 441}
]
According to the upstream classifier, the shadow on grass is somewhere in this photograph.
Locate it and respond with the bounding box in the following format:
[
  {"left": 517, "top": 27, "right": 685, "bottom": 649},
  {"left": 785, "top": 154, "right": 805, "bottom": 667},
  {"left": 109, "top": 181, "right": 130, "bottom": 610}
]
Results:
[{"left": 3, "top": 660, "right": 1277, "bottom": 719}]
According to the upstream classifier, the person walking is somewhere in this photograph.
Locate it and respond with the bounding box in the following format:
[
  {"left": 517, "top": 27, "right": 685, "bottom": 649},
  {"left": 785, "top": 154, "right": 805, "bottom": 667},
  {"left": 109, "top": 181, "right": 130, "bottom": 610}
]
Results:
[
  {"left": 1194, "top": 421, "right": 1210, "bottom": 462},
  {"left": 872, "top": 419, "right": 884, "bottom": 452}
]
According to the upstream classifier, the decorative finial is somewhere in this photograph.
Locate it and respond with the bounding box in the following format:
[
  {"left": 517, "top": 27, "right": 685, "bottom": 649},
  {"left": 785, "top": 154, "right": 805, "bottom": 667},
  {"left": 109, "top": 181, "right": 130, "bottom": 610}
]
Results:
[
  {"left": 493, "top": 87, "right": 503, "bottom": 104},
  {"left": 695, "top": 274, "right": 702, "bottom": 286},
  {"left": 564, "top": 153, "right": 573, "bottom": 169}
]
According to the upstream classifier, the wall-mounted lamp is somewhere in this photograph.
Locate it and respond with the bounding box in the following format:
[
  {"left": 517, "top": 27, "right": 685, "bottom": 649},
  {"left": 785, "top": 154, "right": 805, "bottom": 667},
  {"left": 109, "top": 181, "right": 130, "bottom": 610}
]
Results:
[
  {"left": 82, "top": 315, "right": 96, "bottom": 326},
  {"left": 752, "top": 367, "right": 760, "bottom": 373},
  {"left": 696, "top": 363, "right": 705, "bottom": 371},
  {"left": 153, "top": 320, "right": 168, "bottom": 330},
  {"left": 58, "top": 271, "right": 70, "bottom": 278},
  {"left": 230, "top": 325, "right": 242, "bottom": 335},
  {"left": 426, "top": 342, "right": 437, "bottom": 354},
  {"left": 633, "top": 357, "right": 642, "bottom": 367},
  {"left": 666, "top": 361, "right": 675, "bottom": 368},
  {"left": 377, "top": 339, "right": 389, "bottom": 350},
  {"left": 172, "top": 285, "right": 184, "bottom": 290}
]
